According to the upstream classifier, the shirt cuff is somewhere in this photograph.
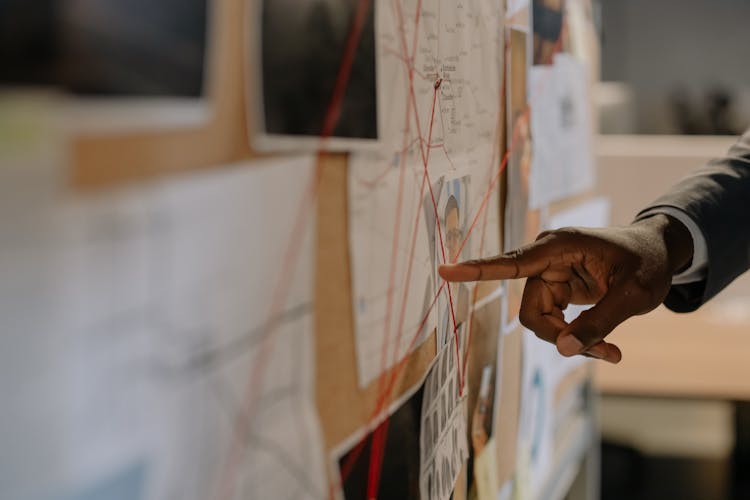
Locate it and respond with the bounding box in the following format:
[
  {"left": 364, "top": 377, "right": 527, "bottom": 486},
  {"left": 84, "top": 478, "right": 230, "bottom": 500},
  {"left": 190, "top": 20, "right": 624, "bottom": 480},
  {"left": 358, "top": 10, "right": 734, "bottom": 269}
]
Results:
[{"left": 637, "top": 206, "right": 708, "bottom": 285}]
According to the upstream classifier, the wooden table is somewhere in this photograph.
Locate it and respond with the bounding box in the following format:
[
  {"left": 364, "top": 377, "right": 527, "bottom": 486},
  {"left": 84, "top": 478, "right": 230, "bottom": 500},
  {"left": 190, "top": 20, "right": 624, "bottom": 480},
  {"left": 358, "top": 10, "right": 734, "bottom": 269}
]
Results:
[{"left": 595, "top": 303, "right": 750, "bottom": 401}]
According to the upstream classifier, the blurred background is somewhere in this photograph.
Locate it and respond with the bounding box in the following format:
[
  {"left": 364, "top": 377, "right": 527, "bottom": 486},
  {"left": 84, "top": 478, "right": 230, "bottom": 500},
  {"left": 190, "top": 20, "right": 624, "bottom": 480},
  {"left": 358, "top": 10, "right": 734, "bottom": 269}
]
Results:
[
  {"left": 0, "top": 0, "right": 207, "bottom": 96},
  {"left": 597, "top": 0, "right": 750, "bottom": 136}
]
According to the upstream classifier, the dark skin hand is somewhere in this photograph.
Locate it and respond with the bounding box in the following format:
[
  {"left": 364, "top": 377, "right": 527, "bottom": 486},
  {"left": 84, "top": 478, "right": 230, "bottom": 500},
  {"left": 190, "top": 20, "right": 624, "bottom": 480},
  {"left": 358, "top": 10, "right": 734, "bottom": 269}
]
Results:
[{"left": 438, "top": 214, "right": 694, "bottom": 364}]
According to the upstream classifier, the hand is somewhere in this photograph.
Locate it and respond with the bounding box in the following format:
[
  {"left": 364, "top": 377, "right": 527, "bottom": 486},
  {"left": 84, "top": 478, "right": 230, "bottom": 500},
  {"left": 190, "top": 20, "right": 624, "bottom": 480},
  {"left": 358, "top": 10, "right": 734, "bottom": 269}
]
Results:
[{"left": 438, "top": 214, "right": 693, "bottom": 363}]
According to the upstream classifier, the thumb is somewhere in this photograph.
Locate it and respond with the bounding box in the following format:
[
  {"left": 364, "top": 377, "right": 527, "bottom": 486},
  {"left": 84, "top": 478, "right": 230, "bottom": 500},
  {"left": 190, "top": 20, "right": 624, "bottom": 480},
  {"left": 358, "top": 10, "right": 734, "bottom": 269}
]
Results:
[
  {"left": 556, "top": 285, "right": 638, "bottom": 358},
  {"left": 439, "top": 237, "right": 563, "bottom": 282}
]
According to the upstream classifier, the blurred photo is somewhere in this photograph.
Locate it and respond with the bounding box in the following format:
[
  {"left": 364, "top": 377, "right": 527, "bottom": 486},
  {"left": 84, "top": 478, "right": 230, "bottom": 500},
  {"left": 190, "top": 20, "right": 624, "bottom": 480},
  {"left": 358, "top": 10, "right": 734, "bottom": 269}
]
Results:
[
  {"left": 0, "top": 0, "right": 209, "bottom": 96},
  {"left": 260, "top": 0, "right": 377, "bottom": 140},
  {"left": 337, "top": 386, "right": 423, "bottom": 500}
]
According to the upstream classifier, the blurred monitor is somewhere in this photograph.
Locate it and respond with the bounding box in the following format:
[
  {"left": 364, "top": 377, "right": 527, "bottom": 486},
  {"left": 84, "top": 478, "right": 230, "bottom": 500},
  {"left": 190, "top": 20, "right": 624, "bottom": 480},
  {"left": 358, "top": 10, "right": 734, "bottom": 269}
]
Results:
[
  {"left": 253, "top": 0, "right": 378, "bottom": 151},
  {"left": 0, "top": 0, "right": 212, "bottom": 130}
]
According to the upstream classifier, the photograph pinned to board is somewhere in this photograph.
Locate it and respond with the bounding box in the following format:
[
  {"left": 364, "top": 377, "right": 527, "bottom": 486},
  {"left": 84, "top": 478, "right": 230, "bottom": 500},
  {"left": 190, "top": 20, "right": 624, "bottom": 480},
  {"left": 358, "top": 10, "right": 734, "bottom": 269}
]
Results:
[
  {"left": 252, "top": 0, "right": 379, "bottom": 151},
  {"left": 334, "top": 383, "right": 424, "bottom": 500},
  {"left": 435, "top": 174, "right": 472, "bottom": 348},
  {"left": 0, "top": 0, "right": 215, "bottom": 132},
  {"left": 532, "top": 0, "right": 565, "bottom": 65},
  {"left": 504, "top": 27, "right": 541, "bottom": 330}
]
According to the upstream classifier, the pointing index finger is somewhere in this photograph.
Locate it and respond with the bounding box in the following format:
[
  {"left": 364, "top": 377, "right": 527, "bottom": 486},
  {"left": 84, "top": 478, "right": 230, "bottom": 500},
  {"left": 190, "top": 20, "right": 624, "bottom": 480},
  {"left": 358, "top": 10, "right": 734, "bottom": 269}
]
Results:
[
  {"left": 438, "top": 257, "right": 521, "bottom": 282},
  {"left": 438, "top": 238, "right": 563, "bottom": 282}
]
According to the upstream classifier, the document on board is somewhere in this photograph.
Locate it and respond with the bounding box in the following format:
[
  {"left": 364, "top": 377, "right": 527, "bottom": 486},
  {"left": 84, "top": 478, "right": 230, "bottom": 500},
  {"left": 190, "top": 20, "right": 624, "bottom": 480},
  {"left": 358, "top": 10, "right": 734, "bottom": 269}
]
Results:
[
  {"left": 348, "top": 152, "right": 439, "bottom": 388},
  {"left": 507, "top": 0, "right": 530, "bottom": 16},
  {"left": 528, "top": 54, "right": 595, "bottom": 208},
  {"left": 0, "top": 156, "right": 328, "bottom": 500},
  {"left": 347, "top": 0, "right": 503, "bottom": 388}
]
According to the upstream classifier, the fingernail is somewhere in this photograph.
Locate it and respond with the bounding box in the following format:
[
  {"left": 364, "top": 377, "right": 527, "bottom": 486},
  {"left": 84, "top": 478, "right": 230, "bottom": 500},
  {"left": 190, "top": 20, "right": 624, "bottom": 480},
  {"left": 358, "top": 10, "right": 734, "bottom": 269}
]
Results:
[
  {"left": 558, "top": 335, "right": 583, "bottom": 356},
  {"left": 439, "top": 263, "right": 480, "bottom": 281}
]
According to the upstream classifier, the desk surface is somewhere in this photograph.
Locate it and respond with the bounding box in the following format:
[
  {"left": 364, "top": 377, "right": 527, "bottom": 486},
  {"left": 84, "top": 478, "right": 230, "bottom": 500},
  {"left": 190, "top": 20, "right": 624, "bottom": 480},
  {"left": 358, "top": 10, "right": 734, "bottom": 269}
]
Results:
[{"left": 594, "top": 302, "right": 750, "bottom": 400}]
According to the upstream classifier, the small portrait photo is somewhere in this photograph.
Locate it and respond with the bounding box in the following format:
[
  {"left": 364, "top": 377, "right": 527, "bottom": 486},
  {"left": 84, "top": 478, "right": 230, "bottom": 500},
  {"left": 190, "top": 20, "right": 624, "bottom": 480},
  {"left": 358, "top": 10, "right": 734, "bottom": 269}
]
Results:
[{"left": 436, "top": 175, "right": 472, "bottom": 348}]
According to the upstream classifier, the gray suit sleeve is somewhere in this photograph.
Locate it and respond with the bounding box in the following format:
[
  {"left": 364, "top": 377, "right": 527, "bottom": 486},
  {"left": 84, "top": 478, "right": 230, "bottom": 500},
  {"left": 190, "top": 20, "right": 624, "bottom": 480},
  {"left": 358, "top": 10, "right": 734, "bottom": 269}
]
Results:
[{"left": 636, "top": 129, "right": 750, "bottom": 313}]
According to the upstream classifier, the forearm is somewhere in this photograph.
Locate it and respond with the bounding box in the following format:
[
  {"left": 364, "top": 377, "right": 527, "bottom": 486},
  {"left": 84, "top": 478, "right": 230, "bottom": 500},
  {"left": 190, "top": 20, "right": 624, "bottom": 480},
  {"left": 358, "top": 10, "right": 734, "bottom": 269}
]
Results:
[
  {"left": 631, "top": 213, "right": 694, "bottom": 278},
  {"left": 637, "top": 129, "right": 750, "bottom": 311}
]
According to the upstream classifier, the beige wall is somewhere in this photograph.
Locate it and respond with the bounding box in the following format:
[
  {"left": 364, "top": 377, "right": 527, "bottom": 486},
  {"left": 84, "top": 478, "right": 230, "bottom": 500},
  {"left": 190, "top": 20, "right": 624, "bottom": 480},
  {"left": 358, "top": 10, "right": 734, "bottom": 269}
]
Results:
[{"left": 595, "top": 134, "right": 750, "bottom": 301}]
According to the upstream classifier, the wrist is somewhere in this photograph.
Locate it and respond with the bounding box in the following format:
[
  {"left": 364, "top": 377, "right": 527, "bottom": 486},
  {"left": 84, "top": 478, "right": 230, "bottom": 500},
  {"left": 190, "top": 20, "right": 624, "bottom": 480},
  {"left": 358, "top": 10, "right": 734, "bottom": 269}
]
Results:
[{"left": 633, "top": 213, "right": 694, "bottom": 277}]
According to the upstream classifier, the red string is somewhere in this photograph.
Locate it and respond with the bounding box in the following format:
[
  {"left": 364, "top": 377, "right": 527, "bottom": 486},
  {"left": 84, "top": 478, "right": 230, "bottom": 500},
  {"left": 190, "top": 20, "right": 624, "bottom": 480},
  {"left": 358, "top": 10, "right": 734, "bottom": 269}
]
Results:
[
  {"left": 366, "top": 0, "right": 434, "bottom": 492},
  {"left": 213, "top": 0, "right": 373, "bottom": 498},
  {"left": 228, "top": 2, "right": 569, "bottom": 498}
]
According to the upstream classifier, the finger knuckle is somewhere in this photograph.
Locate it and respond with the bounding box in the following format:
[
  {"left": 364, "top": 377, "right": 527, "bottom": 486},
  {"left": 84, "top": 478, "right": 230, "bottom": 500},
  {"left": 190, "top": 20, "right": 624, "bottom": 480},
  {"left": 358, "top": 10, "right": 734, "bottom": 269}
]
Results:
[
  {"left": 505, "top": 247, "right": 525, "bottom": 260},
  {"left": 535, "top": 230, "right": 553, "bottom": 242},
  {"left": 518, "top": 308, "right": 535, "bottom": 329}
]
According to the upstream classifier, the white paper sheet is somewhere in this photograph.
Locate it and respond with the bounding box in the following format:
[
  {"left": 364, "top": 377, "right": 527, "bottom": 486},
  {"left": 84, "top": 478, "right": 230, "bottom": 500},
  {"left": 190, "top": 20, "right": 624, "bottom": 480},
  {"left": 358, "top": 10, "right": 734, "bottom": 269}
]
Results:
[
  {"left": 548, "top": 196, "right": 609, "bottom": 230},
  {"left": 528, "top": 54, "right": 596, "bottom": 208},
  {"left": 377, "top": 0, "right": 504, "bottom": 156},
  {"left": 515, "top": 329, "right": 557, "bottom": 500},
  {"left": 0, "top": 157, "right": 327, "bottom": 500},
  {"left": 349, "top": 152, "right": 440, "bottom": 387},
  {"left": 420, "top": 329, "right": 469, "bottom": 500},
  {"left": 348, "top": 0, "right": 503, "bottom": 388},
  {"left": 350, "top": 152, "right": 501, "bottom": 387},
  {"left": 507, "top": 0, "right": 530, "bottom": 18}
]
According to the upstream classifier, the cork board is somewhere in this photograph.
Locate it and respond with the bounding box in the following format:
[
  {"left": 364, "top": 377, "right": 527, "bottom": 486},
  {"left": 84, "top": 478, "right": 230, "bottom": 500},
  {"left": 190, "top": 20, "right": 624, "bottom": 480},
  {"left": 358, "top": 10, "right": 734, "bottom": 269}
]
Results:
[
  {"left": 70, "top": 0, "right": 255, "bottom": 190},
  {"left": 59, "top": 0, "right": 597, "bottom": 493}
]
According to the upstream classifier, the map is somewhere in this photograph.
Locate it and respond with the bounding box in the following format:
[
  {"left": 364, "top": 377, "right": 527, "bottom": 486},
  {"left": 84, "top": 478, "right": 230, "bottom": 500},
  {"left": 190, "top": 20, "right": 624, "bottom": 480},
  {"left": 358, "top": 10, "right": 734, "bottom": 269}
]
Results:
[{"left": 349, "top": 0, "right": 504, "bottom": 387}]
